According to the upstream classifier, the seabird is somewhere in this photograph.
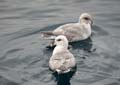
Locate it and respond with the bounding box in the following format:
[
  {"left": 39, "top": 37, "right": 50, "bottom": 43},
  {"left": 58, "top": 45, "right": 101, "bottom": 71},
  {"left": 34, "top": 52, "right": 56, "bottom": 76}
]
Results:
[{"left": 49, "top": 35, "right": 76, "bottom": 74}]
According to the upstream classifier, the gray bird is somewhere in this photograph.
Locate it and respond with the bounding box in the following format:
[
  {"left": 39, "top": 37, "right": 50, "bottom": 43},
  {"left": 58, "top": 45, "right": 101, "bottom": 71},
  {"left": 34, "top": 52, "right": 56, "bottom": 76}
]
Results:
[
  {"left": 49, "top": 35, "right": 76, "bottom": 74},
  {"left": 41, "top": 13, "right": 93, "bottom": 43}
]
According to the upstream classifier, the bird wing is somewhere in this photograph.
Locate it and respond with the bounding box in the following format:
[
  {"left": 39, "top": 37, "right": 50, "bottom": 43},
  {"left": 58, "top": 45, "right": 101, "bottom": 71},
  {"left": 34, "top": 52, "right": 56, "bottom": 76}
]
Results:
[
  {"left": 49, "top": 51, "right": 76, "bottom": 71},
  {"left": 53, "top": 23, "right": 84, "bottom": 41},
  {"left": 41, "top": 23, "right": 85, "bottom": 41}
]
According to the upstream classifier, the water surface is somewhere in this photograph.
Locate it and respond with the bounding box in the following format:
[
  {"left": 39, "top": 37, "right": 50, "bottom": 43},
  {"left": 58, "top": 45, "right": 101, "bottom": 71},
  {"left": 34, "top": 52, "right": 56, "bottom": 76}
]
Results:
[{"left": 0, "top": 0, "right": 120, "bottom": 85}]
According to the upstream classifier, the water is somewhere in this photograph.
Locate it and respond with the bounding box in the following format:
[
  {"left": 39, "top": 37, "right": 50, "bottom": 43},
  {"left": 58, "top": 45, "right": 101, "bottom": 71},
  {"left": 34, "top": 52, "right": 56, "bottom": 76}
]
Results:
[{"left": 0, "top": 0, "right": 120, "bottom": 85}]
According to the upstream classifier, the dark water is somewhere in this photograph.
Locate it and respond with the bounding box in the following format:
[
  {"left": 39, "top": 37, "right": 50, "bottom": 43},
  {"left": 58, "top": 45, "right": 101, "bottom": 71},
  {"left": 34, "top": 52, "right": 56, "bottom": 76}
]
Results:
[{"left": 0, "top": 0, "right": 120, "bottom": 85}]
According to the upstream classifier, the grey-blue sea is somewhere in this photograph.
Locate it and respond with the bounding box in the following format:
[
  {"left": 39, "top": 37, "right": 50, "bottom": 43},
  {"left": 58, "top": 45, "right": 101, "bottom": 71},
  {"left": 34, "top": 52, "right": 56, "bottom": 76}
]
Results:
[{"left": 0, "top": 0, "right": 120, "bottom": 85}]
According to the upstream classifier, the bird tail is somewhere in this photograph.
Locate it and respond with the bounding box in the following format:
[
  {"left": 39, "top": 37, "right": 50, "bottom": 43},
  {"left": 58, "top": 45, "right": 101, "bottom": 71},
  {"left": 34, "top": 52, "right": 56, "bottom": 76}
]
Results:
[
  {"left": 56, "top": 68, "right": 70, "bottom": 74},
  {"left": 41, "top": 31, "right": 57, "bottom": 40}
]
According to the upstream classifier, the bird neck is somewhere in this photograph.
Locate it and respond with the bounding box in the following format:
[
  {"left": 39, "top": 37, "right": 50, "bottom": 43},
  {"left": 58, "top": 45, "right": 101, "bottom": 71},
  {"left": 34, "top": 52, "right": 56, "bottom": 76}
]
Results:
[
  {"left": 79, "top": 19, "right": 92, "bottom": 26},
  {"left": 52, "top": 45, "right": 68, "bottom": 55},
  {"left": 82, "top": 23, "right": 91, "bottom": 29},
  {"left": 78, "top": 22, "right": 92, "bottom": 39}
]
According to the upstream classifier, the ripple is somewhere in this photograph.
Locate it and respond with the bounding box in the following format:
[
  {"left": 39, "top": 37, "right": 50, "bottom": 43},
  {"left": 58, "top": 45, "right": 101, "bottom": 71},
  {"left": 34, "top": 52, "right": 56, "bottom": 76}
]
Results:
[{"left": 0, "top": 0, "right": 120, "bottom": 85}]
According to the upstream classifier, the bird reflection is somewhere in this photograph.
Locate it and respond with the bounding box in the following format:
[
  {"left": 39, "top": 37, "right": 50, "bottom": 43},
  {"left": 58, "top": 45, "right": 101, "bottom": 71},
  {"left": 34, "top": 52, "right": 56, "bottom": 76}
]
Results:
[
  {"left": 51, "top": 66, "right": 77, "bottom": 85},
  {"left": 69, "top": 37, "right": 94, "bottom": 52}
]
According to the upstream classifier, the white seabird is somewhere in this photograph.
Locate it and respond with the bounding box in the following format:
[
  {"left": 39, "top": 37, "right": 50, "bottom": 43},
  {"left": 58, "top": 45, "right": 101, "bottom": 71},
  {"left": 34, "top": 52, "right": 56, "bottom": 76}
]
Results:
[
  {"left": 41, "top": 13, "right": 93, "bottom": 43},
  {"left": 49, "top": 35, "right": 76, "bottom": 74}
]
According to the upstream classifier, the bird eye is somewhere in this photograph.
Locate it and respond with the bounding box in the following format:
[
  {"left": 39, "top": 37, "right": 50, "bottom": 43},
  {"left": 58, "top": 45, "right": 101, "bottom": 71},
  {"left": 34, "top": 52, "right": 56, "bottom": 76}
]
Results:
[
  {"left": 83, "top": 17, "right": 89, "bottom": 20},
  {"left": 57, "top": 39, "right": 62, "bottom": 41}
]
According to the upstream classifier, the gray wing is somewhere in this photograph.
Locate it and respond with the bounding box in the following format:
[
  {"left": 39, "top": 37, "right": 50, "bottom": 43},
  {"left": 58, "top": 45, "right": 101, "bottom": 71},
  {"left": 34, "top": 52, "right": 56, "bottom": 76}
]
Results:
[
  {"left": 53, "top": 24, "right": 85, "bottom": 41},
  {"left": 49, "top": 52, "right": 76, "bottom": 71}
]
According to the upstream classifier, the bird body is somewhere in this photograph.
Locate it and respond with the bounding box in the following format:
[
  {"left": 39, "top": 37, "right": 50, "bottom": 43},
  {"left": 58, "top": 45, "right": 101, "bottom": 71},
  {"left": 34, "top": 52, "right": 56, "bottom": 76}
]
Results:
[
  {"left": 41, "top": 13, "right": 93, "bottom": 42},
  {"left": 53, "top": 22, "right": 91, "bottom": 42},
  {"left": 49, "top": 35, "right": 76, "bottom": 74}
]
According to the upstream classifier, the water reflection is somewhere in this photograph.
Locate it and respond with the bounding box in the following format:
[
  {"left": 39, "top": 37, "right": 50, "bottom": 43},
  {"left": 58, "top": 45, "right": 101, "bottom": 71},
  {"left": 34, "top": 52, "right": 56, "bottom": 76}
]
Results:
[
  {"left": 52, "top": 66, "right": 76, "bottom": 85},
  {"left": 69, "top": 37, "right": 93, "bottom": 52}
]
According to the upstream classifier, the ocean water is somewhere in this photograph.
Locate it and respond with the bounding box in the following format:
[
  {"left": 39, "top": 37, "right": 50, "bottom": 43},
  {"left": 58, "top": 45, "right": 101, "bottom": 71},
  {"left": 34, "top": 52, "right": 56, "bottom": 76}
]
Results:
[{"left": 0, "top": 0, "right": 120, "bottom": 85}]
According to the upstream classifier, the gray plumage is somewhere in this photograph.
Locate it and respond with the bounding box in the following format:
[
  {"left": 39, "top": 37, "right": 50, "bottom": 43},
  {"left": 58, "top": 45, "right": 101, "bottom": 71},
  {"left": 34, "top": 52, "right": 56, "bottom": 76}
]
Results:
[
  {"left": 49, "top": 35, "right": 76, "bottom": 74},
  {"left": 41, "top": 13, "right": 93, "bottom": 42}
]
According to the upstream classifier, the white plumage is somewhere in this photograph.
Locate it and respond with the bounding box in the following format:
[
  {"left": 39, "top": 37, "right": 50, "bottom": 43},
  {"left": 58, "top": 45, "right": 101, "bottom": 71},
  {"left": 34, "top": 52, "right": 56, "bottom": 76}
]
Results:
[{"left": 49, "top": 35, "right": 76, "bottom": 74}]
